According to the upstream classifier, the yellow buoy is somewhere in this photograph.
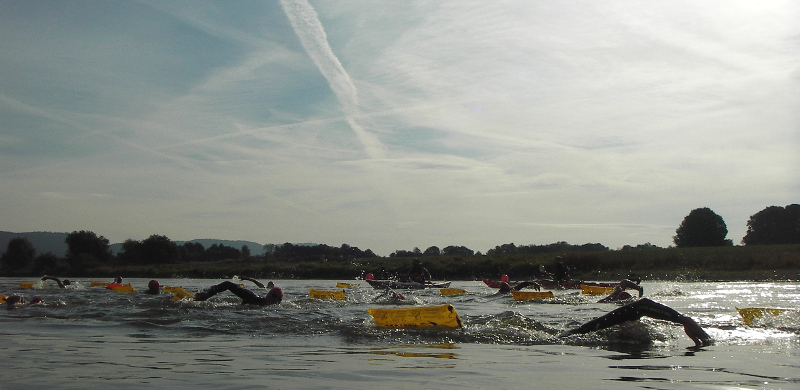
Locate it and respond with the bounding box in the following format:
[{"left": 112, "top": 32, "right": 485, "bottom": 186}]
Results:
[
  {"left": 510, "top": 290, "right": 555, "bottom": 301},
  {"left": 90, "top": 281, "right": 109, "bottom": 287},
  {"left": 440, "top": 288, "right": 468, "bottom": 296},
  {"left": 580, "top": 284, "right": 615, "bottom": 295},
  {"left": 164, "top": 286, "right": 195, "bottom": 301},
  {"left": 336, "top": 282, "right": 359, "bottom": 288},
  {"left": 310, "top": 288, "right": 346, "bottom": 300},
  {"left": 367, "top": 304, "right": 463, "bottom": 329},
  {"left": 0, "top": 294, "right": 7, "bottom": 304},
  {"left": 19, "top": 281, "right": 38, "bottom": 289},
  {"left": 736, "top": 307, "right": 789, "bottom": 326},
  {"left": 110, "top": 284, "right": 137, "bottom": 293}
]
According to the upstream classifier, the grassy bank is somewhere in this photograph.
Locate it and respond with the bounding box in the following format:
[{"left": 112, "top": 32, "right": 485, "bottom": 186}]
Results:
[{"left": 75, "top": 244, "right": 800, "bottom": 282}]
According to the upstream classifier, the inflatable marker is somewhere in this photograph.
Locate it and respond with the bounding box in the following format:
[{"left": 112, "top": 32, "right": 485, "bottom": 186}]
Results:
[
  {"left": 90, "top": 281, "right": 109, "bottom": 287},
  {"left": 580, "top": 284, "right": 615, "bottom": 295},
  {"left": 367, "top": 304, "right": 463, "bottom": 329},
  {"left": 737, "top": 307, "right": 790, "bottom": 326},
  {"left": 0, "top": 294, "right": 6, "bottom": 304},
  {"left": 336, "top": 282, "right": 359, "bottom": 288},
  {"left": 19, "top": 282, "right": 38, "bottom": 289},
  {"left": 164, "top": 286, "right": 195, "bottom": 301},
  {"left": 108, "top": 283, "right": 137, "bottom": 293},
  {"left": 440, "top": 288, "right": 468, "bottom": 296},
  {"left": 310, "top": 288, "right": 346, "bottom": 300},
  {"left": 510, "top": 290, "right": 555, "bottom": 301}
]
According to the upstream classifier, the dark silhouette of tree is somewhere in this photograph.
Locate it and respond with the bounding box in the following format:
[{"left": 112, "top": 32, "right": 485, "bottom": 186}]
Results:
[
  {"left": 423, "top": 246, "right": 440, "bottom": 256},
  {"left": 118, "top": 235, "right": 180, "bottom": 265},
  {"left": 673, "top": 207, "right": 732, "bottom": 247},
  {"left": 1, "top": 237, "right": 36, "bottom": 273},
  {"left": 742, "top": 204, "right": 800, "bottom": 245},
  {"left": 65, "top": 230, "right": 112, "bottom": 272},
  {"left": 442, "top": 245, "right": 474, "bottom": 256}
]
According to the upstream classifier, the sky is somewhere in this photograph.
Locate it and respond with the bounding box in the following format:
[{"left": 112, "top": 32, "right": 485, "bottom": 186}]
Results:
[{"left": 1, "top": 0, "right": 798, "bottom": 256}]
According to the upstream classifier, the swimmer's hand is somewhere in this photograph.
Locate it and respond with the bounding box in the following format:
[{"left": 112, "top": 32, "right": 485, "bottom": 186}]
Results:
[
  {"left": 680, "top": 316, "right": 713, "bottom": 348},
  {"left": 194, "top": 291, "right": 211, "bottom": 301}
]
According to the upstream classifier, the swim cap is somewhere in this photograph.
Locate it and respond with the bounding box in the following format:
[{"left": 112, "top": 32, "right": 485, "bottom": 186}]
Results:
[
  {"left": 365, "top": 273, "right": 374, "bottom": 280},
  {"left": 148, "top": 280, "right": 160, "bottom": 291},
  {"left": 501, "top": 274, "right": 509, "bottom": 282},
  {"left": 30, "top": 297, "right": 44, "bottom": 304},
  {"left": 266, "top": 287, "right": 283, "bottom": 303}
]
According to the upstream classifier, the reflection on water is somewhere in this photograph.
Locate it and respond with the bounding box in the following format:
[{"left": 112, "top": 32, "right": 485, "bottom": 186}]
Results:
[{"left": 1, "top": 279, "right": 798, "bottom": 388}]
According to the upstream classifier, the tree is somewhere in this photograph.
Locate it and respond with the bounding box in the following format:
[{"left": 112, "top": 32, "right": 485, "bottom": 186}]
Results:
[
  {"left": 1, "top": 237, "right": 36, "bottom": 273},
  {"left": 673, "top": 207, "right": 732, "bottom": 247},
  {"left": 423, "top": 246, "right": 440, "bottom": 256},
  {"left": 65, "top": 230, "right": 112, "bottom": 272},
  {"left": 742, "top": 204, "right": 800, "bottom": 245}
]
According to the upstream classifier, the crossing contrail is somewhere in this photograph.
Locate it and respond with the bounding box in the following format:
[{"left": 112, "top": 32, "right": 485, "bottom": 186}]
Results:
[{"left": 280, "top": 0, "right": 386, "bottom": 159}]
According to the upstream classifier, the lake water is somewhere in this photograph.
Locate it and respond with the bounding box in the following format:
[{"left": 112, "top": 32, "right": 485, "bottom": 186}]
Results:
[{"left": 1, "top": 278, "right": 798, "bottom": 389}]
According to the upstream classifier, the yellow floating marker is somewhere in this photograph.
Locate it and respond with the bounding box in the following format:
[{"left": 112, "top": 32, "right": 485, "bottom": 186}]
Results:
[
  {"left": 110, "top": 284, "right": 137, "bottom": 293},
  {"left": 310, "top": 288, "right": 346, "bottom": 300},
  {"left": 336, "top": 282, "right": 359, "bottom": 288},
  {"left": 510, "top": 290, "right": 555, "bottom": 301},
  {"left": 0, "top": 294, "right": 7, "bottom": 304},
  {"left": 367, "top": 304, "right": 463, "bottom": 329},
  {"left": 164, "top": 286, "right": 195, "bottom": 301},
  {"left": 736, "top": 307, "right": 790, "bottom": 326},
  {"left": 19, "top": 282, "right": 38, "bottom": 289},
  {"left": 90, "top": 281, "right": 109, "bottom": 287},
  {"left": 440, "top": 288, "right": 468, "bottom": 296},
  {"left": 580, "top": 284, "right": 615, "bottom": 296}
]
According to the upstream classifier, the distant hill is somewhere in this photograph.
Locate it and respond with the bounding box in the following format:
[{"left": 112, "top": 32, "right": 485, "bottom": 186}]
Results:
[
  {"left": 1, "top": 231, "right": 267, "bottom": 256},
  {"left": 0, "top": 231, "right": 69, "bottom": 256}
]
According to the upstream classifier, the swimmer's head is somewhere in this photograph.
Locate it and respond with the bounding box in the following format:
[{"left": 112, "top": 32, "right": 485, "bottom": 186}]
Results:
[
  {"left": 148, "top": 280, "right": 160, "bottom": 293},
  {"left": 30, "top": 297, "right": 44, "bottom": 305},
  {"left": 266, "top": 287, "right": 283, "bottom": 304},
  {"left": 267, "top": 281, "right": 275, "bottom": 289},
  {"left": 114, "top": 276, "right": 123, "bottom": 284},
  {"left": 63, "top": 279, "right": 71, "bottom": 286},
  {"left": 6, "top": 295, "right": 25, "bottom": 309}
]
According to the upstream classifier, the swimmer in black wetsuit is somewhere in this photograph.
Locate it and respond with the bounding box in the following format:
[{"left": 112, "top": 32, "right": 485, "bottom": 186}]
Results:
[
  {"left": 498, "top": 280, "right": 541, "bottom": 294},
  {"left": 5, "top": 295, "right": 44, "bottom": 310},
  {"left": 561, "top": 298, "right": 712, "bottom": 347},
  {"left": 194, "top": 280, "right": 282, "bottom": 305},
  {"left": 597, "top": 279, "right": 643, "bottom": 303},
  {"left": 41, "top": 276, "right": 71, "bottom": 288}
]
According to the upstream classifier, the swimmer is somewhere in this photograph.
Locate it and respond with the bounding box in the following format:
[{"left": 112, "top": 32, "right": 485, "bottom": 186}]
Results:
[
  {"left": 194, "top": 281, "right": 282, "bottom": 305},
  {"left": 561, "top": 298, "right": 712, "bottom": 348},
  {"left": 597, "top": 279, "right": 643, "bottom": 303},
  {"left": 41, "top": 276, "right": 71, "bottom": 289},
  {"left": 5, "top": 295, "right": 44, "bottom": 310},
  {"left": 237, "top": 276, "right": 274, "bottom": 289},
  {"left": 146, "top": 280, "right": 161, "bottom": 295},
  {"left": 498, "top": 281, "right": 541, "bottom": 294}
]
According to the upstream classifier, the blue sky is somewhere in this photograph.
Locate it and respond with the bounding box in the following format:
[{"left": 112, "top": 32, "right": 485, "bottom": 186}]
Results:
[{"left": 1, "top": 0, "right": 798, "bottom": 255}]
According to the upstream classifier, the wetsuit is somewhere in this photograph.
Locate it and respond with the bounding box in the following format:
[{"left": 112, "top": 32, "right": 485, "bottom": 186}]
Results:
[
  {"left": 195, "top": 281, "right": 282, "bottom": 305},
  {"left": 567, "top": 298, "right": 686, "bottom": 334},
  {"left": 563, "top": 298, "right": 712, "bottom": 347}
]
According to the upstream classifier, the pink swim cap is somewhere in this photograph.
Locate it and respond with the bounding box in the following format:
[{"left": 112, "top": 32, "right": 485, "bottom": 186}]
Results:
[
  {"left": 501, "top": 274, "right": 509, "bottom": 282},
  {"left": 30, "top": 297, "right": 44, "bottom": 304}
]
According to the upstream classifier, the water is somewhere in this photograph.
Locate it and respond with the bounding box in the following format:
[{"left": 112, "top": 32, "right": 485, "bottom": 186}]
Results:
[{"left": 1, "top": 278, "right": 798, "bottom": 389}]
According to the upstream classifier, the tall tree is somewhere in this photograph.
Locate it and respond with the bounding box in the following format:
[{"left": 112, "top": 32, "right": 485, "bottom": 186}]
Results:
[
  {"left": 1, "top": 237, "right": 36, "bottom": 273},
  {"left": 65, "top": 230, "right": 112, "bottom": 272},
  {"left": 673, "top": 207, "right": 732, "bottom": 247},
  {"left": 742, "top": 204, "right": 800, "bottom": 245}
]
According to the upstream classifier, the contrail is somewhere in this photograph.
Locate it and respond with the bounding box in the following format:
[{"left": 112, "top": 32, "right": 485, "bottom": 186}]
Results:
[{"left": 280, "top": 0, "right": 386, "bottom": 159}]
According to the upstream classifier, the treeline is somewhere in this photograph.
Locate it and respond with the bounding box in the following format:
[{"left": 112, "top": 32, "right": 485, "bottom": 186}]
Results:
[{"left": 1, "top": 203, "right": 798, "bottom": 278}]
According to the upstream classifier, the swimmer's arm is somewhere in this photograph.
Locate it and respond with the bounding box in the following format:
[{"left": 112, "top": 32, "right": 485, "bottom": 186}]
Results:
[
  {"left": 239, "top": 276, "right": 265, "bottom": 288},
  {"left": 678, "top": 316, "right": 713, "bottom": 347},
  {"left": 41, "top": 276, "right": 65, "bottom": 288}
]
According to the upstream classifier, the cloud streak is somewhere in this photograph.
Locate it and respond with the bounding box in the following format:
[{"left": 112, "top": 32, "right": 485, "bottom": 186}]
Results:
[{"left": 280, "top": 0, "right": 386, "bottom": 159}]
